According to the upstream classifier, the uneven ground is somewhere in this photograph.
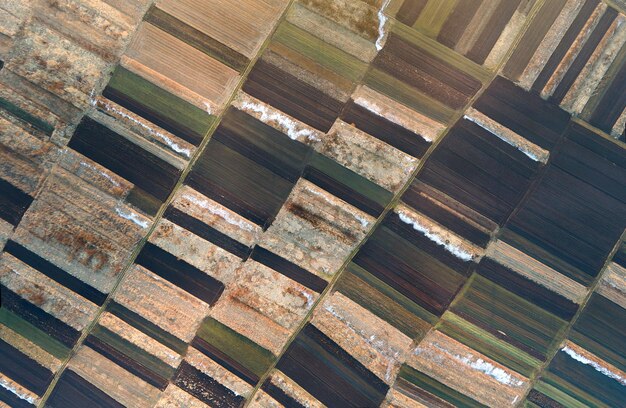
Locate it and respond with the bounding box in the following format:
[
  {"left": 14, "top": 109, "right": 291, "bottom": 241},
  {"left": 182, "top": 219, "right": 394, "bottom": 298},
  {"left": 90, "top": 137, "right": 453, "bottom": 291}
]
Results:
[{"left": 0, "top": 0, "right": 625, "bottom": 407}]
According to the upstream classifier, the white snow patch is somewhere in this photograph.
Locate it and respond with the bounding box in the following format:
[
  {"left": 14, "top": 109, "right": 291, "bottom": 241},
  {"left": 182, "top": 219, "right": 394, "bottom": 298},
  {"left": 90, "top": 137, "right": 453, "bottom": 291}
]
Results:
[
  {"left": 456, "top": 354, "right": 524, "bottom": 386},
  {"left": 353, "top": 96, "right": 433, "bottom": 142},
  {"left": 325, "top": 304, "right": 399, "bottom": 382},
  {"left": 424, "top": 342, "right": 523, "bottom": 386},
  {"left": 182, "top": 194, "right": 254, "bottom": 232},
  {"left": 326, "top": 306, "right": 389, "bottom": 356},
  {"left": 384, "top": 354, "right": 397, "bottom": 382},
  {"left": 463, "top": 114, "right": 545, "bottom": 163},
  {"left": 306, "top": 186, "right": 334, "bottom": 203},
  {"left": 301, "top": 290, "right": 315, "bottom": 308},
  {"left": 203, "top": 101, "right": 213, "bottom": 115},
  {"left": 115, "top": 207, "right": 149, "bottom": 228},
  {"left": 397, "top": 211, "right": 473, "bottom": 261},
  {"left": 606, "top": 278, "right": 623, "bottom": 291},
  {"left": 163, "top": 350, "right": 182, "bottom": 365},
  {"left": 100, "top": 101, "right": 191, "bottom": 158},
  {"left": 305, "top": 187, "right": 370, "bottom": 227},
  {"left": 562, "top": 346, "right": 626, "bottom": 385},
  {"left": 0, "top": 378, "right": 36, "bottom": 404},
  {"left": 89, "top": 86, "right": 98, "bottom": 107},
  {"left": 239, "top": 101, "right": 320, "bottom": 142},
  {"left": 355, "top": 214, "right": 371, "bottom": 228},
  {"left": 79, "top": 161, "right": 121, "bottom": 187},
  {"left": 376, "top": 0, "right": 392, "bottom": 51}
]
